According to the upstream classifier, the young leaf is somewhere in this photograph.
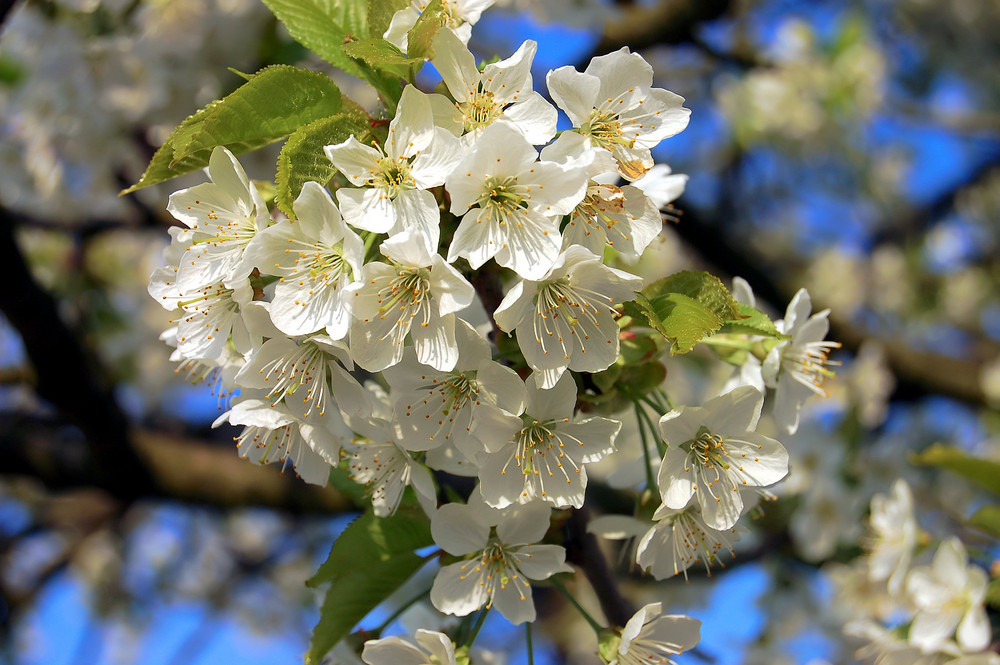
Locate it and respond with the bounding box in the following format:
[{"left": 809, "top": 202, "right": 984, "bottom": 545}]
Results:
[
  {"left": 368, "top": 0, "right": 411, "bottom": 38},
  {"left": 719, "top": 302, "right": 790, "bottom": 339},
  {"left": 122, "top": 66, "right": 343, "bottom": 194},
  {"left": 275, "top": 111, "right": 371, "bottom": 218},
  {"left": 643, "top": 270, "right": 741, "bottom": 321},
  {"left": 911, "top": 444, "right": 1000, "bottom": 497},
  {"left": 307, "top": 553, "right": 428, "bottom": 664},
  {"left": 343, "top": 37, "right": 425, "bottom": 79},
  {"left": 631, "top": 291, "right": 724, "bottom": 355},
  {"left": 307, "top": 507, "right": 433, "bottom": 587},
  {"left": 406, "top": 0, "right": 448, "bottom": 59},
  {"left": 171, "top": 65, "right": 343, "bottom": 162},
  {"left": 262, "top": 0, "right": 370, "bottom": 77}
]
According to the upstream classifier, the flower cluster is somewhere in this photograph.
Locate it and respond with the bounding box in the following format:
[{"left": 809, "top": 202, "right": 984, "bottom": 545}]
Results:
[{"left": 143, "top": 3, "right": 858, "bottom": 663}]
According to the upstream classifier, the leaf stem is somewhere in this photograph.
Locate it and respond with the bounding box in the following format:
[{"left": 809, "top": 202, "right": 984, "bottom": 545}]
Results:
[
  {"left": 525, "top": 622, "right": 534, "bottom": 665},
  {"left": 549, "top": 577, "right": 604, "bottom": 635},
  {"left": 373, "top": 585, "right": 432, "bottom": 636},
  {"left": 634, "top": 402, "right": 657, "bottom": 492},
  {"left": 465, "top": 607, "right": 490, "bottom": 646}
]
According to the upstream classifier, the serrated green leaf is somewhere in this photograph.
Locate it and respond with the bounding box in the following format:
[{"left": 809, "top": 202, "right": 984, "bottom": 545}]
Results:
[
  {"left": 969, "top": 505, "right": 1000, "bottom": 539},
  {"left": 122, "top": 66, "right": 343, "bottom": 194},
  {"left": 275, "top": 112, "right": 371, "bottom": 218},
  {"left": 634, "top": 291, "right": 724, "bottom": 355},
  {"left": 308, "top": 507, "right": 433, "bottom": 587},
  {"left": 911, "top": 444, "right": 1000, "bottom": 497},
  {"left": 172, "top": 65, "right": 342, "bottom": 162},
  {"left": 262, "top": 0, "right": 370, "bottom": 77},
  {"left": 406, "top": 0, "right": 448, "bottom": 59},
  {"left": 307, "top": 553, "right": 427, "bottom": 664},
  {"left": 719, "top": 303, "right": 790, "bottom": 339},
  {"left": 343, "top": 37, "right": 424, "bottom": 79},
  {"left": 643, "top": 270, "right": 741, "bottom": 321},
  {"left": 368, "top": 0, "right": 411, "bottom": 39}
]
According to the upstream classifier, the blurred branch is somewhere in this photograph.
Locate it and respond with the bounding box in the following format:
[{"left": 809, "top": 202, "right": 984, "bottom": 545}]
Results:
[
  {"left": 593, "top": 0, "right": 733, "bottom": 56},
  {"left": 0, "top": 414, "right": 354, "bottom": 514},
  {"left": 670, "top": 199, "right": 991, "bottom": 405},
  {"left": 871, "top": 153, "right": 1000, "bottom": 246},
  {"left": 0, "top": 207, "right": 154, "bottom": 500}
]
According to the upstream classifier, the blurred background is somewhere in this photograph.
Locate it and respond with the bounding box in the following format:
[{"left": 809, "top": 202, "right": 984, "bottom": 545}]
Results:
[{"left": 1, "top": 0, "right": 998, "bottom": 663}]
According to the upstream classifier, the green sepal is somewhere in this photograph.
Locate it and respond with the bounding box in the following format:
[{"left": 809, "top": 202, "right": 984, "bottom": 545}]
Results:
[
  {"left": 597, "top": 628, "right": 621, "bottom": 665},
  {"left": 275, "top": 110, "right": 371, "bottom": 218}
]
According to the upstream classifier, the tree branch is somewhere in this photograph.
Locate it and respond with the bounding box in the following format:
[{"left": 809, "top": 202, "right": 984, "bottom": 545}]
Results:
[
  {"left": 0, "top": 207, "right": 155, "bottom": 500},
  {"left": 593, "top": 0, "right": 733, "bottom": 57}
]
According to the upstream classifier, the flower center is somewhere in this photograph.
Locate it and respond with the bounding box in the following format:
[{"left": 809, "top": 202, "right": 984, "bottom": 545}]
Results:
[
  {"left": 682, "top": 425, "right": 730, "bottom": 471},
  {"left": 782, "top": 339, "right": 842, "bottom": 397},
  {"left": 476, "top": 174, "right": 526, "bottom": 224},
  {"left": 458, "top": 538, "right": 532, "bottom": 606},
  {"left": 580, "top": 109, "right": 634, "bottom": 151},
  {"left": 377, "top": 267, "right": 433, "bottom": 325},
  {"left": 666, "top": 506, "right": 736, "bottom": 580},
  {"left": 532, "top": 277, "right": 612, "bottom": 355},
  {"left": 371, "top": 154, "right": 416, "bottom": 198},
  {"left": 257, "top": 339, "right": 331, "bottom": 417},
  {"left": 459, "top": 83, "right": 503, "bottom": 132}
]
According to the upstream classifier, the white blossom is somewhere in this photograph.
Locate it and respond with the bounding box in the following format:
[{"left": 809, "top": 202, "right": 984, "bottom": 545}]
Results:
[
  {"left": 383, "top": 319, "right": 526, "bottom": 467},
  {"left": 431, "top": 29, "right": 556, "bottom": 144},
  {"left": 362, "top": 629, "right": 458, "bottom": 665},
  {"left": 610, "top": 603, "right": 701, "bottom": 665},
  {"left": 165, "top": 146, "right": 270, "bottom": 290},
  {"left": 906, "top": 537, "right": 990, "bottom": 654},
  {"left": 657, "top": 386, "right": 788, "bottom": 530},
  {"left": 493, "top": 245, "right": 642, "bottom": 388},
  {"left": 546, "top": 48, "right": 690, "bottom": 180},
  {"left": 217, "top": 396, "right": 350, "bottom": 486},
  {"left": 239, "top": 181, "right": 364, "bottom": 339},
  {"left": 473, "top": 373, "right": 619, "bottom": 509},
  {"left": 430, "top": 496, "right": 571, "bottom": 624},
  {"left": 383, "top": 0, "right": 494, "bottom": 51},
  {"left": 326, "top": 85, "right": 464, "bottom": 252},
  {"left": 445, "top": 123, "right": 588, "bottom": 279},
  {"left": 346, "top": 233, "right": 476, "bottom": 372},
  {"left": 762, "top": 288, "right": 841, "bottom": 435},
  {"left": 635, "top": 503, "right": 738, "bottom": 580},
  {"left": 867, "top": 478, "right": 918, "bottom": 596}
]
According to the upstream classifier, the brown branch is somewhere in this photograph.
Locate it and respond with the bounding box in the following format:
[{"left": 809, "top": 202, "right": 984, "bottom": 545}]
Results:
[
  {"left": 563, "top": 505, "right": 634, "bottom": 626},
  {"left": 593, "top": 0, "right": 733, "bottom": 57},
  {"left": 1, "top": 415, "right": 353, "bottom": 514},
  {"left": 0, "top": 207, "right": 155, "bottom": 500}
]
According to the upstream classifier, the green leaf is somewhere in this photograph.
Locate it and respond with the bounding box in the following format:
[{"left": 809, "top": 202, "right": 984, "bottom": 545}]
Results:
[
  {"left": 406, "top": 0, "right": 448, "bottom": 59},
  {"left": 308, "top": 507, "right": 433, "bottom": 587},
  {"left": 343, "top": 37, "right": 425, "bottom": 79},
  {"left": 275, "top": 112, "right": 370, "bottom": 218},
  {"left": 719, "top": 303, "right": 790, "bottom": 339},
  {"left": 969, "top": 505, "right": 1000, "bottom": 539},
  {"left": 625, "top": 270, "right": 741, "bottom": 355},
  {"left": 911, "top": 444, "right": 1000, "bottom": 497},
  {"left": 632, "top": 291, "right": 724, "bottom": 355},
  {"left": 122, "top": 66, "right": 343, "bottom": 194},
  {"left": 262, "top": 0, "right": 370, "bottom": 76},
  {"left": 305, "top": 507, "right": 434, "bottom": 664},
  {"left": 368, "top": 0, "right": 410, "bottom": 37},
  {"left": 307, "top": 553, "right": 427, "bottom": 664},
  {"left": 643, "top": 270, "right": 741, "bottom": 321}
]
